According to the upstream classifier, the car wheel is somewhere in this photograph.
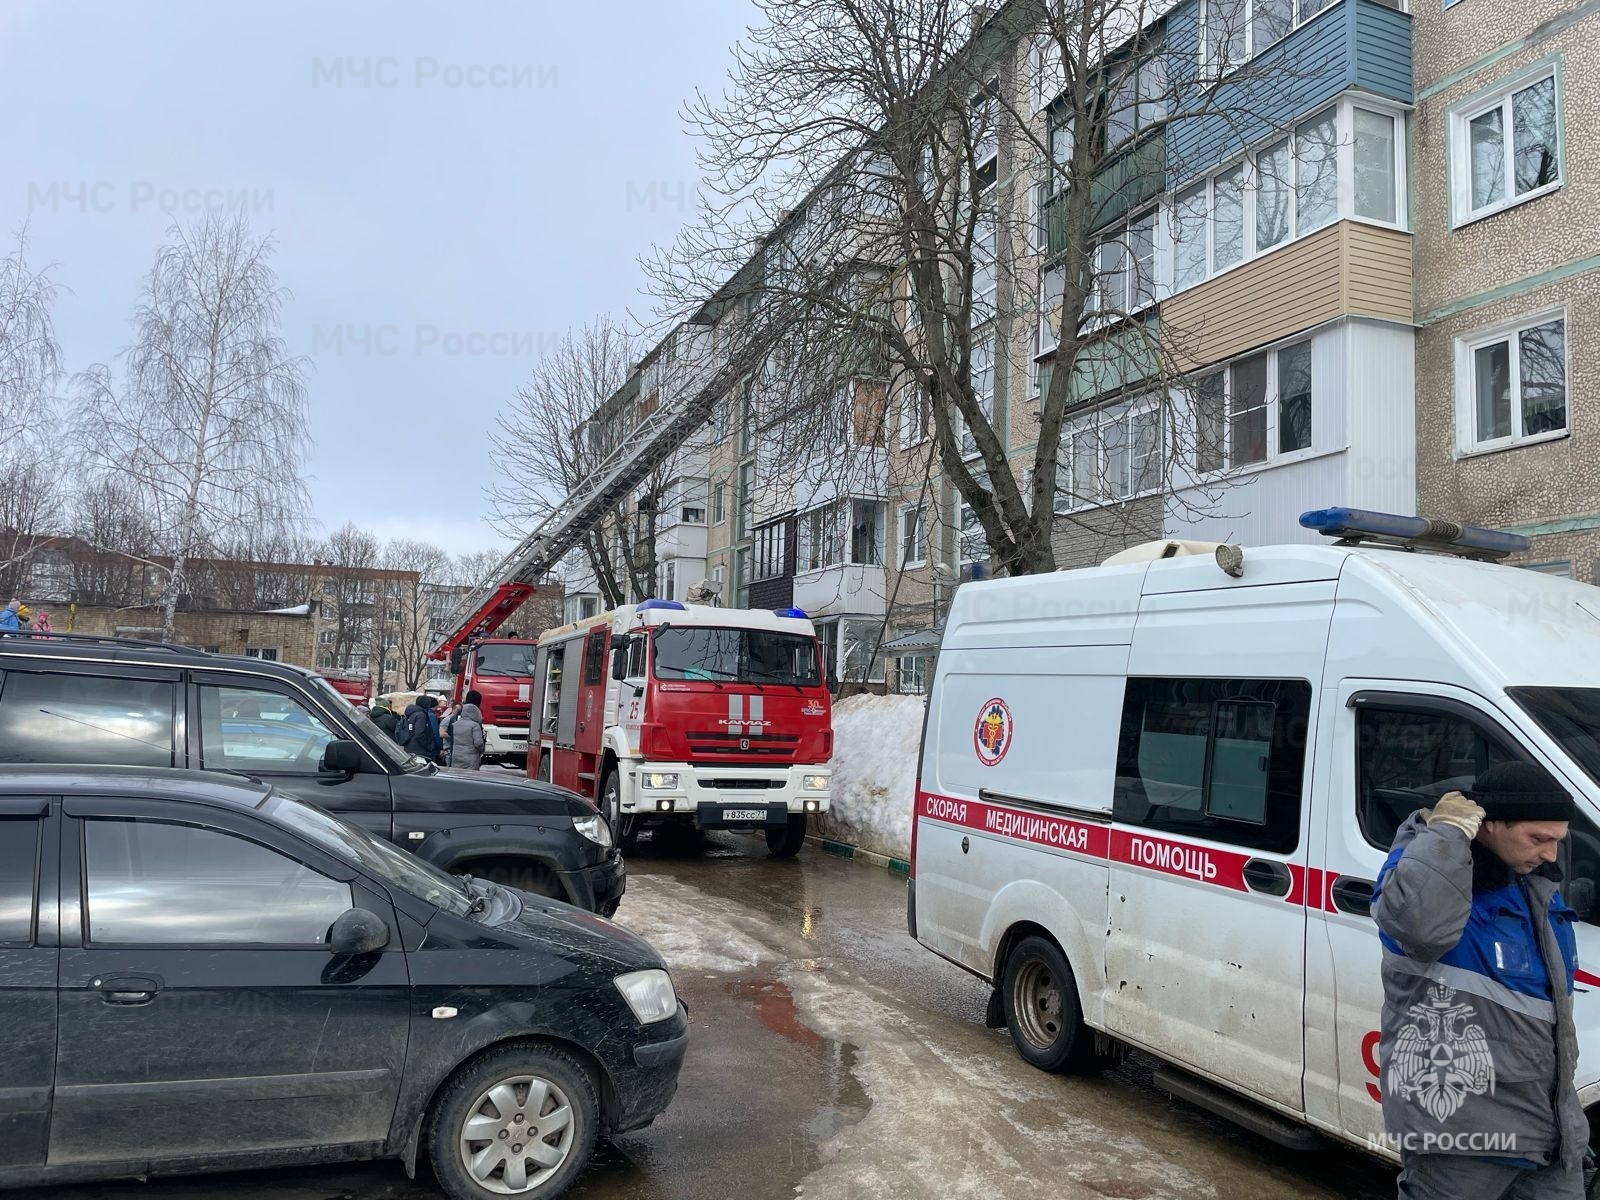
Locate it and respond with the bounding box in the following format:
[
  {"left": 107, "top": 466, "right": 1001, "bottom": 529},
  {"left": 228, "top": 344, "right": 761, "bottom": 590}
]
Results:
[
  {"left": 600, "top": 771, "right": 640, "bottom": 852},
  {"left": 428, "top": 1044, "right": 598, "bottom": 1200},
  {"left": 1002, "top": 935, "right": 1098, "bottom": 1073},
  {"left": 765, "top": 813, "right": 806, "bottom": 857}
]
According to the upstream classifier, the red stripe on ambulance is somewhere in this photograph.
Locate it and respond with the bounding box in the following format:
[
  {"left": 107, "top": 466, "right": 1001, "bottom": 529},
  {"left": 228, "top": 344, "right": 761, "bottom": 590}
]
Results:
[{"left": 915, "top": 790, "right": 1110, "bottom": 858}]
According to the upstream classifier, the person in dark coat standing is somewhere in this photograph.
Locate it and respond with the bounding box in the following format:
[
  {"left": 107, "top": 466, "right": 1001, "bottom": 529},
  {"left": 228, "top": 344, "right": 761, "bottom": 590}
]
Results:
[
  {"left": 397, "top": 695, "right": 443, "bottom": 761},
  {"left": 368, "top": 698, "right": 400, "bottom": 740}
]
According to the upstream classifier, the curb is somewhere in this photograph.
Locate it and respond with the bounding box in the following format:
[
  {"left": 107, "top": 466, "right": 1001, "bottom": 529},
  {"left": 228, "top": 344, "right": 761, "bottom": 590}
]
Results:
[{"left": 807, "top": 833, "right": 911, "bottom": 877}]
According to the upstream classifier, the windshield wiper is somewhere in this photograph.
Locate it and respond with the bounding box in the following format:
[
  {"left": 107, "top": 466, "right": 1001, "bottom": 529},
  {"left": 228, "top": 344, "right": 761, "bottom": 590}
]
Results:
[{"left": 460, "top": 873, "right": 490, "bottom": 918}]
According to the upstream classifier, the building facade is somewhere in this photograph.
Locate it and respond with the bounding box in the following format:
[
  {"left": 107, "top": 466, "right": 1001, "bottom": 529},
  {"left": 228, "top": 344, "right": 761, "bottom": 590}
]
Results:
[{"left": 1411, "top": 0, "right": 1595, "bottom": 579}]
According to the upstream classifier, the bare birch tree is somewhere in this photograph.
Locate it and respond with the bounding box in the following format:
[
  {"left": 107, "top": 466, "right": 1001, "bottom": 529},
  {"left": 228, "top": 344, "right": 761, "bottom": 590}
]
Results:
[
  {"left": 389, "top": 538, "right": 454, "bottom": 689},
  {"left": 75, "top": 215, "right": 310, "bottom": 639},
  {"left": 318, "top": 522, "right": 381, "bottom": 668},
  {"left": 487, "top": 320, "right": 665, "bottom": 606}
]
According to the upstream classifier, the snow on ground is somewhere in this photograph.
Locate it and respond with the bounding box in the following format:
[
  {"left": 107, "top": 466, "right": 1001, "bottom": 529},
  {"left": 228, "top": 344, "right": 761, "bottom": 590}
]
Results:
[
  {"left": 613, "top": 874, "right": 783, "bottom": 976},
  {"left": 815, "top": 693, "right": 923, "bottom": 861}
]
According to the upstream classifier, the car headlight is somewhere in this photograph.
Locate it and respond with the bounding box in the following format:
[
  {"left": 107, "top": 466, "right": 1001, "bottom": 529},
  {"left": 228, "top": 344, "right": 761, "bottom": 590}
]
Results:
[
  {"left": 642, "top": 772, "right": 679, "bottom": 789},
  {"left": 803, "top": 774, "right": 829, "bottom": 791},
  {"left": 574, "top": 813, "right": 614, "bottom": 849},
  {"left": 614, "top": 968, "right": 678, "bottom": 1024}
]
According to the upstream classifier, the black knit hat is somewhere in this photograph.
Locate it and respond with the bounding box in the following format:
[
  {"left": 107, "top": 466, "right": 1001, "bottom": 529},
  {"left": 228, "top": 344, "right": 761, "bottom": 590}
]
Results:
[{"left": 1466, "top": 762, "right": 1575, "bottom": 822}]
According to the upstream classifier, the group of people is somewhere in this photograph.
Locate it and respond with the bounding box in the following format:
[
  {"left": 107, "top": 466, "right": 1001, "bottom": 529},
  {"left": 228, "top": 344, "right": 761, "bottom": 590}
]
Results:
[
  {"left": 0, "top": 599, "right": 52, "bottom": 635},
  {"left": 368, "top": 691, "right": 487, "bottom": 769}
]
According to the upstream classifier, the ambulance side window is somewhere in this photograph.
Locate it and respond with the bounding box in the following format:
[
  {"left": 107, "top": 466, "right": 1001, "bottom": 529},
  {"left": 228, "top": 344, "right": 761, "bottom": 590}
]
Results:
[
  {"left": 1114, "top": 678, "right": 1310, "bottom": 854},
  {"left": 1355, "top": 706, "right": 1517, "bottom": 851}
]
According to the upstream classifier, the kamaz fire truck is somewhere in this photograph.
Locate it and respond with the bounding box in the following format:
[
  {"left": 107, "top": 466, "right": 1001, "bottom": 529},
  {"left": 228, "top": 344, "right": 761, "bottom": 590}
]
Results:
[
  {"left": 449, "top": 636, "right": 536, "bottom": 764},
  {"left": 532, "top": 600, "right": 833, "bottom": 856}
]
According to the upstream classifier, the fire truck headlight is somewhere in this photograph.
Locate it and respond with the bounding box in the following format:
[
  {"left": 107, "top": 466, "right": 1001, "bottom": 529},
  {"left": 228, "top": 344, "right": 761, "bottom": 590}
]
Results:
[
  {"left": 642, "top": 772, "right": 679, "bottom": 790},
  {"left": 802, "top": 774, "right": 829, "bottom": 791},
  {"left": 574, "top": 814, "right": 614, "bottom": 850}
]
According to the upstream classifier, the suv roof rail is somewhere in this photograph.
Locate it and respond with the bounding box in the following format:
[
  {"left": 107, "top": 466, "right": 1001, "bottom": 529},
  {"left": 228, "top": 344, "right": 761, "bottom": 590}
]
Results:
[{"left": 0, "top": 631, "right": 198, "bottom": 655}]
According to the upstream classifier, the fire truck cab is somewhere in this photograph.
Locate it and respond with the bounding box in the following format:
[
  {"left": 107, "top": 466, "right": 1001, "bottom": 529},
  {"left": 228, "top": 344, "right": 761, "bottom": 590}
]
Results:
[
  {"left": 532, "top": 599, "right": 833, "bottom": 857},
  {"left": 453, "top": 637, "right": 536, "bottom": 764}
]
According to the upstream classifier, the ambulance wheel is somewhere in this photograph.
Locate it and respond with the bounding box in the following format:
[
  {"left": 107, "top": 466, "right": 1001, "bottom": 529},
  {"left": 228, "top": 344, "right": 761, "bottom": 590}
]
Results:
[
  {"left": 1003, "top": 936, "right": 1095, "bottom": 1073},
  {"left": 600, "top": 771, "right": 640, "bottom": 852},
  {"left": 766, "top": 814, "right": 807, "bottom": 857}
]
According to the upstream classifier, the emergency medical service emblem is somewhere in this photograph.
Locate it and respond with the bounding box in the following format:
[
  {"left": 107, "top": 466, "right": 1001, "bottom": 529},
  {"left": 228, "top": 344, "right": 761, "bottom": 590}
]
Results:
[
  {"left": 1388, "top": 982, "right": 1495, "bottom": 1122},
  {"left": 973, "top": 698, "right": 1013, "bottom": 767}
]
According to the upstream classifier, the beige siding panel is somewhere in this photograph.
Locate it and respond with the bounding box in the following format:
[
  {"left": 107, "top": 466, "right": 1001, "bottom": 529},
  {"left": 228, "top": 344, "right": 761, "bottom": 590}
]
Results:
[
  {"left": 1163, "top": 222, "right": 1414, "bottom": 368},
  {"left": 1343, "top": 223, "right": 1413, "bottom": 324},
  {"left": 1162, "top": 225, "right": 1344, "bottom": 368}
]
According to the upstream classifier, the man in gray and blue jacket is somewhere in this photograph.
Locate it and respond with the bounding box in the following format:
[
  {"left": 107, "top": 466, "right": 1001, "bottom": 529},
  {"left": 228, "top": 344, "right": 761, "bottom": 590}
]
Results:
[{"left": 1373, "top": 761, "right": 1585, "bottom": 1199}]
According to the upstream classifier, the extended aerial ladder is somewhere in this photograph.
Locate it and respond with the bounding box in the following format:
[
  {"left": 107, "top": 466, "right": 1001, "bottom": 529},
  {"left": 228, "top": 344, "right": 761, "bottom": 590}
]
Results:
[{"left": 431, "top": 308, "right": 784, "bottom": 661}]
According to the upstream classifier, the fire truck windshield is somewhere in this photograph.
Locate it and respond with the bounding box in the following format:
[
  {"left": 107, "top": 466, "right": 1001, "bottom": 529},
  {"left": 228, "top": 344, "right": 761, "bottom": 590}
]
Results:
[
  {"left": 473, "top": 642, "right": 536, "bottom": 677},
  {"left": 653, "top": 627, "right": 821, "bottom": 688}
]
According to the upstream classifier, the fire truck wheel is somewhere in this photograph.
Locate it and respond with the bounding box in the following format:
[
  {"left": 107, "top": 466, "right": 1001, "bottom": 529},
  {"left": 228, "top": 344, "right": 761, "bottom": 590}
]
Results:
[
  {"left": 536, "top": 753, "right": 552, "bottom": 782},
  {"left": 1001, "top": 936, "right": 1098, "bottom": 1073},
  {"left": 765, "top": 814, "right": 807, "bottom": 858},
  {"left": 599, "top": 771, "right": 640, "bottom": 852}
]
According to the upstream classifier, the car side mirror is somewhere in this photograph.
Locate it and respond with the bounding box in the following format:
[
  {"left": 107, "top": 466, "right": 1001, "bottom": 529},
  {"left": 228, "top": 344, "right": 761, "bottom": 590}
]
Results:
[
  {"left": 328, "top": 908, "right": 389, "bottom": 956},
  {"left": 450, "top": 646, "right": 467, "bottom": 674},
  {"left": 611, "top": 646, "right": 628, "bottom": 681},
  {"left": 321, "top": 739, "right": 364, "bottom": 775}
]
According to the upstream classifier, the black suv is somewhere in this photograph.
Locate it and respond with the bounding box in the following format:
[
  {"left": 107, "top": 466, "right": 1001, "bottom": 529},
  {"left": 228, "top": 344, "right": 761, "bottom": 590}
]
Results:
[
  {"left": 0, "top": 635, "right": 624, "bottom": 914},
  {"left": 0, "top": 767, "right": 686, "bottom": 1197}
]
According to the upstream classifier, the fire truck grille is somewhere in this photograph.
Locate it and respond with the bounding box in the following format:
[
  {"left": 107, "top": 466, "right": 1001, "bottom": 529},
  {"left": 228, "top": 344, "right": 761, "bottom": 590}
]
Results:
[
  {"left": 489, "top": 707, "right": 529, "bottom": 725},
  {"left": 695, "top": 778, "right": 778, "bottom": 790},
  {"left": 685, "top": 732, "right": 800, "bottom": 760}
]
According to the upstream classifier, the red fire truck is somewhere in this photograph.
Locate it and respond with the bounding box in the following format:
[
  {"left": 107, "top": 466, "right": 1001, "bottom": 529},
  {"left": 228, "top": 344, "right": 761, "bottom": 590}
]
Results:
[
  {"left": 318, "top": 666, "right": 371, "bottom": 708},
  {"left": 449, "top": 636, "right": 536, "bottom": 764},
  {"left": 532, "top": 599, "right": 833, "bottom": 856}
]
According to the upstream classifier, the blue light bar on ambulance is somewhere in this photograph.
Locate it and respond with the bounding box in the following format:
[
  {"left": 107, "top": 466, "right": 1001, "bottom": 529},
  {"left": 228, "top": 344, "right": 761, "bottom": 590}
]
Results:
[
  {"left": 1298, "top": 507, "right": 1530, "bottom": 559},
  {"left": 773, "top": 607, "right": 808, "bottom": 619},
  {"left": 636, "top": 599, "right": 687, "bottom": 612}
]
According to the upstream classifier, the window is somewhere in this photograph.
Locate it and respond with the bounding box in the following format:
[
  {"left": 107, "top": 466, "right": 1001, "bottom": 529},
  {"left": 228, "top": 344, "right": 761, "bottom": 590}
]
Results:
[
  {"left": 1168, "top": 104, "right": 1394, "bottom": 295},
  {"left": 245, "top": 647, "right": 279, "bottom": 661},
  {"left": 958, "top": 498, "right": 988, "bottom": 567},
  {"left": 754, "top": 522, "right": 788, "bottom": 580},
  {"left": 0, "top": 672, "right": 174, "bottom": 767},
  {"left": 840, "top": 618, "right": 886, "bottom": 684},
  {"left": 737, "top": 463, "right": 755, "bottom": 538},
  {"left": 895, "top": 654, "right": 929, "bottom": 695},
  {"left": 1189, "top": 339, "right": 1313, "bottom": 471},
  {"left": 710, "top": 564, "right": 726, "bottom": 595},
  {"left": 734, "top": 548, "right": 751, "bottom": 607},
  {"left": 1452, "top": 70, "right": 1560, "bottom": 225},
  {"left": 971, "top": 83, "right": 999, "bottom": 192},
  {"left": 850, "top": 499, "right": 885, "bottom": 566},
  {"left": 1030, "top": 34, "right": 1067, "bottom": 112},
  {"left": 84, "top": 818, "right": 352, "bottom": 945},
  {"left": 318, "top": 630, "right": 336, "bottom": 645},
  {"left": 1093, "top": 210, "right": 1158, "bottom": 315},
  {"left": 198, "top": 685, "right": 337, "bottom": 775},
  {"left": 1029, "top": 181, "right": 1050, "bottom": 254},
  {"left": 1201, "top": 0, "right": 1336, "bottom": 75},
  {"left": 0, "top": 817, "right": 39, "bottom": 945},
  {"left": 1058, "top": 403, "right": 1161, "bottom": 510},
  {"left": 578, "top": 596, "right": 600, "bottom": 620},
  {"left": 584, "top": 629, "right": 607, "bottom": 685},
  {"left": 900, "top": 385, "right": 931, "bottom": 447},
  {"left": 712, "top": 483, "right": 727, "bottom": 525},
  {"left": 898, "top": 504, "right": 927, "bottom": 568},
  {"left": 1115, "top": 677, "right": 1311, "bottom": 853},
  {"left": 653, "top": 627, "right": 820, "bottom": 686},
  {"left": 715, "top": 398, "right": 730, "bottom": 441},
  {"left": 1355, "top": 704, "right": 1523, "bottom": 851},
  {"left": 962, "top": 337, "right": 995, "bottom": 458},
  {"left": 1458, "top": 312, "right": 1567, "bottom": 452},
  {"left": 678, "top": 479, "right": 707, "bottom": 524},
  {"left": 1106, "top": 44, "right": 1168, "bottom": 150},
  {"left": 1038, "top": 265, "right": 1065, "bottom": 357}
]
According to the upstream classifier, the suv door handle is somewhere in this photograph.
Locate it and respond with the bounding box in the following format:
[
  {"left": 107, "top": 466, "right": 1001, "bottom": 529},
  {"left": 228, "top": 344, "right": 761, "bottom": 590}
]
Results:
[
  {"left": 1331, "top": 876, "right": 1375, "bottom": 917},
  {"left": 1242, "top": 858, "right": 1292, "bottom": 897},
  {"left": 95, "top": 975, "right": 160, "bottom": 1005}
]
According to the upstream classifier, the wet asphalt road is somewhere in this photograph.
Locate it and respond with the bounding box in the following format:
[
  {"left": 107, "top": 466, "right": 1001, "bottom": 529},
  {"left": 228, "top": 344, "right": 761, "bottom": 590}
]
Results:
[{"left": 25, "top": 828, "right": 1395, "bottom": 1200}]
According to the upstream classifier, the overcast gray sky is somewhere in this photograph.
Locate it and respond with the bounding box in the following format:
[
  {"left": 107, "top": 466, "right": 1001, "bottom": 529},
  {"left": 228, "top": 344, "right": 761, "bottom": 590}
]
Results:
[{"left": 1, "top": 0, "right": 754, "bottom": 556}]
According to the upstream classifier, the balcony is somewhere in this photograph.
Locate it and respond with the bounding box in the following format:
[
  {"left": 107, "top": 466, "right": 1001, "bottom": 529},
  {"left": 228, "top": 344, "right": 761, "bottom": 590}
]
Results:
[{"left": 793, "top": 564, "right": 887, "bottom": 619}]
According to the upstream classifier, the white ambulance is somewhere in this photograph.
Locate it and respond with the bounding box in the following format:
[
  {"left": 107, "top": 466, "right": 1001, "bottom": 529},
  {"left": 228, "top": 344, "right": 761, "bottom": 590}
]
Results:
[{"left": 908, "top": 508, "right": 1600, "bottom": 1156}]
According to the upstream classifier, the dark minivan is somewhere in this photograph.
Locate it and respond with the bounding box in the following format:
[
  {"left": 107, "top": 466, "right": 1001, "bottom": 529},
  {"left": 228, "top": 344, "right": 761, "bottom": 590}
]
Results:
[
  {"left": 0, "top": 635, "right": 624, "bottom": 913},
  {"left": 0, "top": 767, "right": 686, "bottom": 1198}
]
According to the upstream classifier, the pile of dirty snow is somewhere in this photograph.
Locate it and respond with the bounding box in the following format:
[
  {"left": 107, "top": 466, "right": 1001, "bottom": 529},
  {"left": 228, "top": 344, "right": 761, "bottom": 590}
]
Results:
[{"left": 815, "top": 693, "right": 923, "bottom": 861}]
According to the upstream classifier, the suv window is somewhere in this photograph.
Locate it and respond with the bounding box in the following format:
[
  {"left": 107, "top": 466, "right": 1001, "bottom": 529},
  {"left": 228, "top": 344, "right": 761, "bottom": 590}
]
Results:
[
  {"left": 1356, "top": 705, "right": 1519, "bottom": 850},
  {"left": 84, "top": 818, "right": 352, "bottom": 945},
  {"left": 1115, "top": 678, "right": 1311, "bottom": 853},
  {"left": 0, "top": 816, "right": 40, "bottom": 945},
  {"left": 0, "top": 672, "right": 174, "bottom": 767},
  {"left": 197, "top": 685, "right": 337, "bottom": 775}
]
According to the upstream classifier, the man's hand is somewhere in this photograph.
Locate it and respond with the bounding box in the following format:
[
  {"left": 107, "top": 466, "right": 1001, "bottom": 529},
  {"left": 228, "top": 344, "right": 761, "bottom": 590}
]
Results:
[{"left": 1423, "top": 791, "right": 1485, "bottom": 840}]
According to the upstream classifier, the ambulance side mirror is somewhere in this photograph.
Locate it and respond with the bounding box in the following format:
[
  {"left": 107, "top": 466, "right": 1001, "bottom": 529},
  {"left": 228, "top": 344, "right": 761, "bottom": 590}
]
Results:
[{"left": 611, "top": 647, "right": 628, "bottom": 681}]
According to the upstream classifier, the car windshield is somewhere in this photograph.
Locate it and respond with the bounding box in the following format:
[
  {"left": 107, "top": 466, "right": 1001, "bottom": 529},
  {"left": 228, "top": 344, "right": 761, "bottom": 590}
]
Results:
[
  {"left": 265, "top": 792, "right": 475, "bottom": 917},
  {"left": 475, "top": 642, "right": 536, "bottom": 677},
  {"left": 307, "top": 677, "right": 413, "bottom": 771},
  {"left": 1508, "top": 686, "right": 1600, "bottom": 789},
  {"left": 653, "top": 627, "right": 822, "bottom": 687}
]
